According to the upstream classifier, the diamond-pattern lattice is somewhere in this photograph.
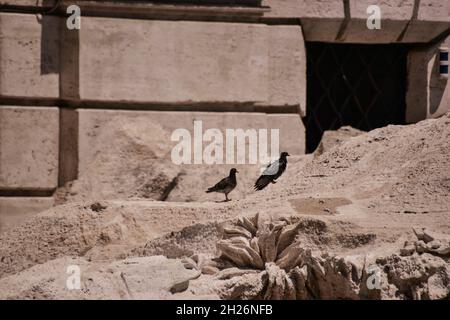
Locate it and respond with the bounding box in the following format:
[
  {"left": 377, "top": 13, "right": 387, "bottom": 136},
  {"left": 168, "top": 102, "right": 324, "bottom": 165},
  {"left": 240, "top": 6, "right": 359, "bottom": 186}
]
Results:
[{"left": 305, "top": 43, "right": 408, "bottom": 153}]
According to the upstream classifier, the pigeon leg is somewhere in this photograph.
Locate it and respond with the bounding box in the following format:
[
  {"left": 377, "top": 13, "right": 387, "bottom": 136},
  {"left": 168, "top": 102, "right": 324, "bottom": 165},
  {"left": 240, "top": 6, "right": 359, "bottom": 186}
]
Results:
[
  {"left": 225, "top": 193, "right": 229, "bottom": 202},
  {"left": 271, "top": 180, "right": 277, "bottom": 184}
]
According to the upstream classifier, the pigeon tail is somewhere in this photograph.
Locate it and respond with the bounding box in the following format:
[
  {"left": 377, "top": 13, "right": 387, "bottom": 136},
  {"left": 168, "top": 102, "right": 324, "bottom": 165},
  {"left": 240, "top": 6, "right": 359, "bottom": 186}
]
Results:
[
  {"left": 254, "top": 176, "right": 272, "bottom": 191},
  {"left": 206, "top": 187, "right": 216, "bottom": 193}
]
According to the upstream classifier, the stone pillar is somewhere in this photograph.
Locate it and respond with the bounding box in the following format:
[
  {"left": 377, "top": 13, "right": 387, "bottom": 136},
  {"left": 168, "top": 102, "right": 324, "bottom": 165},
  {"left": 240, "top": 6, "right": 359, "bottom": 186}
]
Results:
[{"left": 406, "top": 36, "right": 450, "bottom": 123}]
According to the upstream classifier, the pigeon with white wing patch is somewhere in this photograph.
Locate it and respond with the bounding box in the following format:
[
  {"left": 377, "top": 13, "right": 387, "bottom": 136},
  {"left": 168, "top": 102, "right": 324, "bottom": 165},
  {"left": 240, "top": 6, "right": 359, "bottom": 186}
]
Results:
[{"left": 254, "top": 152, "right": 290, "bottom": 191}]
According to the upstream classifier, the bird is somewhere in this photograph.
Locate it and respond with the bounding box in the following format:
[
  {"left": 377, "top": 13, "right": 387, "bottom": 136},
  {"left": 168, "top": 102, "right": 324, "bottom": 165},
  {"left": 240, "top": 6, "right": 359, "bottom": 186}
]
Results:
[
  {"left": 254, "top": 152, "right": 290, "bottom": 191},
  {"left": 206, "top": 168, "right": 238, "bottom": 202}
]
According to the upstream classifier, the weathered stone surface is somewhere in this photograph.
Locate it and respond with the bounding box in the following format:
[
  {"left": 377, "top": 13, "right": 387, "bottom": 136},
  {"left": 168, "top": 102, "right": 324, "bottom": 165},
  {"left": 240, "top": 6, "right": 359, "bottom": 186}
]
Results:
[
  {"left": 349, "top": 0, "right": 415, "bottom": 20},
  {"left": 217, "top": 214, "right": 308, "bottom": 272},
  {"left": 406, "top": 36, "right": 450, "bottom": 123},
  {"left": 381, "top": 253, "right": 450, "bottom": 299},
  {"left": 214, "top": 215, "right": 450, "bottom": 300},
  {"left": 263, "top": 0, "right": 344, "bottom": 18},
  {"left": 0, "top": 255, "right": 200, "bottom": 299},
  {"left": 406, "top": 227, "right": 450, "bottom": 256},
  {"left": 57, "top": 109, "right": 305, "bottom": 203},
  {"left": 262, "top": 263, "right": 296, "bottom": 300},
  {"left": 427, "top": 271, "right": 450, "bottom": 300},
  {"left": 111, "top": 256, "right": 201, "bottom": 295},
  {"left": 339, "top": 19, "right": 410, "bottom": 44},
  {"left": 400, "top": 241, "right": 416, "bottom": 256},
  {"left": 265, "top": 0, "right": 450, "bottom": 22},
  {"left": 216, "top": 271, "right": 264, "bottom": 300},
  {"left": 315, "top": 126, "right": 364, "bottom": 156},
  {"left": 0, "top": 13, "right": 59, "bottom": 99},
  {"left": 350, "top": 0, "right": 450, "bottom": 24},
  {"left": 267, "top": 114, "right": 305, "bottom": 154},
  {"left": 77, "top": 109, "right": 305, "bottom": 175},
  {"left": 216, "top": 267, "right": 259, "bottom": 280},
  {"left": 202, "top": 265, "right": 219, "bottom": 275},
  {"left": 0, "top": 197, "right": 54, "bottom": 234},
  {"left": 78, "top": 18, "right": 305, "bottom": 107},
  {"left": 416, "top": 0, "right": 450, "bottom": 21},
  {"left": 0, "top": 106, "right": 59, "bottom": 190},
  {"left": 300, "top": 17, "right": 345, "bottom": 43},
  {"left": 267, "top": 26, "right": 306, "bottom": 112},
  {"left": 0, "top": 0, "right": 57, "bottom": 6},
  {"left": 79, "top": 18, "right": 269, "bottom": 104},
  {"left": 264, "top": 0, "right": 449, "bottom": 43}
]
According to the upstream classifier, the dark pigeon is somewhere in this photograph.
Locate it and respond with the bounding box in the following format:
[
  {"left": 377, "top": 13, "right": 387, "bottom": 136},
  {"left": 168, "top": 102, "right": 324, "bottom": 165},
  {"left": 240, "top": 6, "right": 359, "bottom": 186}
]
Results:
[
  {"left": 254, "top": 152, "right": 290, "bottom": 191},
  {"left": 206, "top": 168, "right": 238, "bottom": 202}
]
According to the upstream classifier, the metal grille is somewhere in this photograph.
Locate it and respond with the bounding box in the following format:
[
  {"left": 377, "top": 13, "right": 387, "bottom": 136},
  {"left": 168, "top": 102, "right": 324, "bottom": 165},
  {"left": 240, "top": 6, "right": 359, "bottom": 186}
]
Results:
[{"left": 305, "top": 43, "right": 408, "bottom": 153}]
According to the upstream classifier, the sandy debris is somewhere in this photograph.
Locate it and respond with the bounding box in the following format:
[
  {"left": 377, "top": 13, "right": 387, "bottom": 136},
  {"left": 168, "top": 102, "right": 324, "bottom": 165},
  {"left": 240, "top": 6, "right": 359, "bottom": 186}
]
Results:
[{"left": 1, "top": 113, "right": 450, "bottom": 299}]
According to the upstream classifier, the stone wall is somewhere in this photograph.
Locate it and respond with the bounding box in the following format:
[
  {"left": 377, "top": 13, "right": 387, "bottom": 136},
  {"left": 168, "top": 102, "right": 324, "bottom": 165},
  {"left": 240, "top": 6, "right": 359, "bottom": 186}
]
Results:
[
  {"left": 406, "top": 36, "right": 450, "bottom": 122},
  {"left": 0, "top": 13, "right": 60, "bottom": 99},
  {"left": 76, "top": 109, "right": 304, "bottom": 175},
  {"left": 263, "top": 0, "right": 449, "bottom": 43},
  {"left": 78, "top": 18, "right": 305, "bottom": 109},
  {"left": 0, "top": 107, "right": 59, "bottom": 191},
  {"left": 0, "top": 106, "right": 59, "bottom": 233},
  {"left": 0, "top": 4, "right": 307, "bottom": 231},
  {"left": 0, "top": 0, "right": 449, "bottom": 231}
]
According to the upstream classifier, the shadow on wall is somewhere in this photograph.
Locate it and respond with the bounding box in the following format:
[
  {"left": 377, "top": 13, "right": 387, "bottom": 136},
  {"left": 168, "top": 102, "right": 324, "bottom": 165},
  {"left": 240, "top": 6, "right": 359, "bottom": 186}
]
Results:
[
  {"left": 397, "top": 0, "right": 421, "bottom": 42},
  {"left": 38, "top": 0, "right": 60, "bottom": 75}
]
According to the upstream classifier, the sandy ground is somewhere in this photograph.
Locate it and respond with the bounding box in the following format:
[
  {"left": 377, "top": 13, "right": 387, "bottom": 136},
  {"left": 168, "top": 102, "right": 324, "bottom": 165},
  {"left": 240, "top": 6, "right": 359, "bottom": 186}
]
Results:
[{"left": 0, "top": 113, "right": 449, "bottom": 299}]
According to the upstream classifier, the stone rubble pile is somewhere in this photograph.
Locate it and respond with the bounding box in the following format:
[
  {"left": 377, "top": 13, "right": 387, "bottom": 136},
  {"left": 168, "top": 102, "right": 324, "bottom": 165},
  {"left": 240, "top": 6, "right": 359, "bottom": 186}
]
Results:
[{"left": 202, "top": 214, "right": 450, "bottom": 300}]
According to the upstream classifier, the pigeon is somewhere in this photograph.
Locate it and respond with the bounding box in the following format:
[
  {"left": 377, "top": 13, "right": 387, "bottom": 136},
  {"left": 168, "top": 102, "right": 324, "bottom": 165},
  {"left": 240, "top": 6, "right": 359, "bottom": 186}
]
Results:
[
  {"left": 206, "top": 168, "right": 238, "bottom": 202},
  {"left": 254, "top": 152, "right": 290, "bottom": 191}
]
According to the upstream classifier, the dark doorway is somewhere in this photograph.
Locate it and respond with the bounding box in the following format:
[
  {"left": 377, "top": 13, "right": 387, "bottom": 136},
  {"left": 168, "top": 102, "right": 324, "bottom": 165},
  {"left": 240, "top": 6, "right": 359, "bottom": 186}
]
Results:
[{"left": 304, "top": 43, "right": 408, "bottom": 153}]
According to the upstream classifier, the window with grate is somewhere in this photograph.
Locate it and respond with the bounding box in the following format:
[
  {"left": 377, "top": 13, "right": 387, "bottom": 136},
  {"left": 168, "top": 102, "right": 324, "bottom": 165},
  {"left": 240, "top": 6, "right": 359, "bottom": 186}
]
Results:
[{"left": 305, "top": 43, "right": 409, "bottom": 153}]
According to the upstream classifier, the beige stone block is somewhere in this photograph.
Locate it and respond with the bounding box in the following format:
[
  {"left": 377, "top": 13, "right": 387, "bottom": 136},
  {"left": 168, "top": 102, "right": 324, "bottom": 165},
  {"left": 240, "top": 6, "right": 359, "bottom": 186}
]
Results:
[
  {"left": 406, "top": 36, "right": 450, "bottom": 123},
  {"left": 400, "top": 21, "right": 450, "bottom": 43},
  {"left": 265, "top": 0, "right": 448, "bottom": 21},
  {"left": 268, "top": 26, "right": 306, "bottom": 113},
  {"left": 267, "top": 114, "right": 305, "bottom": 155},
  {"left": 300, "top": 18, "right": 345, "bottom": 42},
  {"left": 0, "top": 106, "right": 59, "bottom": 190},
  {"left": 416, "top": 0, "right": 450, "bottom": 22},
  {"left": 265, "top": 0, "right": 448, "bottom": 43},
  {"left": 339, "top": 19, "right": 409, "bottom": 43},
  {"left": 79, "top": 18, "right": 269, "bottom": 104},
  {"left": 0, "top": 13, "right": 60, "bottom": 99},
  {"left": 76, "top": 109, "right": 305, "bottom": 175},
  {"left": 0, "top": 1, "right": 56, "bottom": 5},
  {"left": 349, "top": 0, "right": 415, "bottom": 20},
  {"left": 0, "top": 197, "right": 54, "bottom": 234},
  {"left": 263, "top": 0, "right": 345, "bottom": 18},
  {"left": 348, "top": 0, "right": 449, "bottom": 43}
]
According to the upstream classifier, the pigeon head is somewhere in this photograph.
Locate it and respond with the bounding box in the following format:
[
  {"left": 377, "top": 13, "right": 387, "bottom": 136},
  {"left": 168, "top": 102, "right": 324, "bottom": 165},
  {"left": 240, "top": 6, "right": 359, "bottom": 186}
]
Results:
[
  {"left": 230, "top": 168, "right": 238, "bottom": 175},
  {"left": 280, "top": 152, "right": 290, "bottom": 158}
]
